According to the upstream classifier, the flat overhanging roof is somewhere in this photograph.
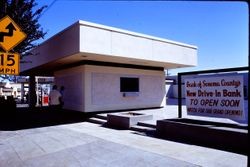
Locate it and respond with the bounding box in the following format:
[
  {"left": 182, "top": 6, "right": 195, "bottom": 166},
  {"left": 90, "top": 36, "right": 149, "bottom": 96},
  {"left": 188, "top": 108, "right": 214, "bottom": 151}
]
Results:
[{"left": 20, "top": 20, "right": 198, "bottom": 76}]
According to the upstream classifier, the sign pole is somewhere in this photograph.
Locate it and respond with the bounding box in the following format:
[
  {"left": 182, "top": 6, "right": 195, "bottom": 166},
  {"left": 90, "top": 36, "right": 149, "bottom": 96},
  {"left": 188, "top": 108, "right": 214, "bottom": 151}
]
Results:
[{"left": 178, "top": 73, "right": 182, "bottom": 118}]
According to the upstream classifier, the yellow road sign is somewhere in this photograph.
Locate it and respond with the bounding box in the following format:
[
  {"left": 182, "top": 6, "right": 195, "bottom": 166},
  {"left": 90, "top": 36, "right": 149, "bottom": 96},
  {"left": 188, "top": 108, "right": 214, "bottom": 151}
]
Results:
[
  {"left": 0, "top": 52, "right": 19, "bottom": 75},
  {"left": 0, "top": 15, "right": 27, "bottom": 51}
]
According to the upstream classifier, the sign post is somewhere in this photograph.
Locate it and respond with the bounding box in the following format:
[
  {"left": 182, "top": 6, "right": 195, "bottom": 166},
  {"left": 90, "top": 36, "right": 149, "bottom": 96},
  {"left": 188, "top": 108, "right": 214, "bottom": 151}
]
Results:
[{"left": 0, "top": 15, "right": 27, "bottom": 75}]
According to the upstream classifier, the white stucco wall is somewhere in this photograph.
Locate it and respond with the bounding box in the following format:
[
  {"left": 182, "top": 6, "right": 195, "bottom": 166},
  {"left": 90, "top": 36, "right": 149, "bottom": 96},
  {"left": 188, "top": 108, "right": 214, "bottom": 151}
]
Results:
[
  {"left": 21, "top": 22, "right": 80, "bottom": 72},
  {"left": 85, "top": 65, "right": 166, "bottom": 112},
  {"left": 21, "top": 20, "right": 197, "bottom": 74},
  {"left": 54, "top": 66, "right": 85, "bottom": 111},
  {"left": 54, "top": 65, "right": 166, "bottom": 112},
  {"left": 79, "top": 21, "right": 197, "bottom": 67}
]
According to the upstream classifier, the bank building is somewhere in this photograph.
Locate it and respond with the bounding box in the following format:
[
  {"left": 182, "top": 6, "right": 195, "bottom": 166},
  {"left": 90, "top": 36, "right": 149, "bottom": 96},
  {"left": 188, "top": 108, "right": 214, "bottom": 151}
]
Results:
[{"left": 20, "top": 20, "right": 197, "bottom": 112}]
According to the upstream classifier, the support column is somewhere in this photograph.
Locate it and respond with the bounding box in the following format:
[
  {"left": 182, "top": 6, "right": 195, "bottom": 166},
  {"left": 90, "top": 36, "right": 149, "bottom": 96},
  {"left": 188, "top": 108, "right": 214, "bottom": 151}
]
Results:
[
  {"left": 29, "top": 75, "right": 36, "bottom": 109},
  {"left": 21, "top": 83, "right": 24, "bottom": 103}
]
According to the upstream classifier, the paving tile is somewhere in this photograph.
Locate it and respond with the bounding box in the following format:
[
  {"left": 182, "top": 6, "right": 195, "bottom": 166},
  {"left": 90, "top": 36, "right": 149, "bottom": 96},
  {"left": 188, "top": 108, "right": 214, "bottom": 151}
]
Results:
[
  {"left": 26, "top": 132, "right": 52, "bottom": 143},
  {"left": 16, "top": 126, "right": 55, "bottom": 136},
  {"left": 56, "top": 128, "right": 100, "bottom": 144},
  {"left": 34, "top": 137, "right": 67, "bottom": 154},
  {"left": 41, "top": 130, "right": 85, "bottom": 148},
  {"left": 91, "top": 139, "right": 131, "bottom": 153},
  {"left": 70, "top": 140, "right": 122, "bottom": 165},
  {"left": 0, "top": 143, "right": 23, "bottom": 167},
  {"left": 23, "top": 149, "right": 81, "bottom": 167},
  {"left": 89, "top": 145, "right": 123, "bottom": 164},
  {"left": 0, "top": 131, "right": 18, "bottom": 142},
  {"left": 76, "top": 157, "right": 107, "bottom": 167},
  {"left": 69, "top": 145, "right": 92, "bottom": 160},
  {"left": 8, "top": 135, "right": 46, "bottom": 161},
  {"left": 107, "top": 152, "right": 152, "bottom": 167},
  {"left": 69, "top": 142, "right": 110, "bottom": 167},
  {"left": 108, "top": 147, "right": 198, "bottom": 167},
  {"left": 70, "top": 141, "right": 102, "bottom": 158},
  {"left": 152, "top": 156, "right": 198, "bottom": 167}
]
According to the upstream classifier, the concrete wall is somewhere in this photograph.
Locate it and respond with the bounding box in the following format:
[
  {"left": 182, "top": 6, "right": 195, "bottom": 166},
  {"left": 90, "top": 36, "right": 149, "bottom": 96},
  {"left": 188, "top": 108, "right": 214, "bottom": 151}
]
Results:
[
  {"left": 54, "top": 65, "right": 166, "bottom": 112},
  {"left": 21, "top": 22, "right": 80, "bottom": 72},
  {"left": 21, "top": 20, "right": 197, "bottom": 74},
  {"left": 54, "top": 66, "right": 85, "bottom": 111},
  {"left": 79, "top": 21, "right": 197, "bottom": 67}
]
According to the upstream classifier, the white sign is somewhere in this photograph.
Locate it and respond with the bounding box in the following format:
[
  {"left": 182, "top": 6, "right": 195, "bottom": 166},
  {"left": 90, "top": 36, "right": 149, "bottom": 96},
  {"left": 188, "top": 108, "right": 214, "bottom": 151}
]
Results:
[{"left": 185, "top": 75, "right": 245, "bottom": 120}]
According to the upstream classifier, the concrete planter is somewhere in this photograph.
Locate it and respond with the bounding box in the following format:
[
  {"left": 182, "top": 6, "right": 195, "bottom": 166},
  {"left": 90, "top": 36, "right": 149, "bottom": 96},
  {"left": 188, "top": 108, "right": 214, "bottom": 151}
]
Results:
[
  {"left": 156, "top": 118, "right": 248, "bottom": 154},
  {"left": 107, "top": 112, "right": 153, "bottom": 129}
]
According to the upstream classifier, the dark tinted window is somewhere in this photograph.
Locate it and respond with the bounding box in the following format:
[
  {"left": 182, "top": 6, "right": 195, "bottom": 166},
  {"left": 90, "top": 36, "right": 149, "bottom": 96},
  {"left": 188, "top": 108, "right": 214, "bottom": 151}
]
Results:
[{"left": 120, "top": 77, "right": 139, "bottom": 92}]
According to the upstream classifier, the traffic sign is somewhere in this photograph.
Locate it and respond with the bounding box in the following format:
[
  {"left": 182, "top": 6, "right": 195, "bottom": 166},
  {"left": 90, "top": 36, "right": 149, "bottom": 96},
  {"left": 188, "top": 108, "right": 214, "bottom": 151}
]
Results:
[
  {"left": 0, "top": 52, "right": 19, "bottom": 75},
  {"left": 0, "top": 15, "right": 27, "bottom": 51}
]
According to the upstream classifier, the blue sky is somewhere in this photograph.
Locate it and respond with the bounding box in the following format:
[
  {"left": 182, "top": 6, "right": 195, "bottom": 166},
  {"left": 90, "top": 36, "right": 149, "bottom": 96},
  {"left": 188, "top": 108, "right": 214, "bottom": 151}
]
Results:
[{"left": 35, "top": 0, "right": 248, "bottom": 75}]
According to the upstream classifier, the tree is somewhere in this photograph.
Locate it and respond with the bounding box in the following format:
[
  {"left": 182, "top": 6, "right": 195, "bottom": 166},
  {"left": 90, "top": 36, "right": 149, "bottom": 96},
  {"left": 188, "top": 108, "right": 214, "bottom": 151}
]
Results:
[{"left": 0, "top": 0, "right": 47, "bottom": 81}]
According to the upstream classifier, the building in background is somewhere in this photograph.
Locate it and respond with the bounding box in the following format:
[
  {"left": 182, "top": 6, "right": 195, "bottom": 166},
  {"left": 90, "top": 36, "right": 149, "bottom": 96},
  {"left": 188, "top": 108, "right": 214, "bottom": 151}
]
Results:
[{"left": 0, "top": 77, "right": 54, "bottom": 106}]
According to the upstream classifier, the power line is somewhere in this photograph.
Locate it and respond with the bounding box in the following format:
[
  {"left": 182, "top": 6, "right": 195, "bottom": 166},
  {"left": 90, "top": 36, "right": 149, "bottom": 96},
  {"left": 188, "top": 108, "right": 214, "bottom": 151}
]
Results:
[{"left": 39, "top": 0, "right": 58, "bottom": 18}]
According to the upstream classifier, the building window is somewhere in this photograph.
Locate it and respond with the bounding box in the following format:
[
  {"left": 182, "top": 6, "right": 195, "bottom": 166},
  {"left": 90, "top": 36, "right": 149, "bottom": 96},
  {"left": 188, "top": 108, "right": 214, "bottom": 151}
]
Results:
[{"left": 120, "top": 77, "right": 139, "bottom": 92}]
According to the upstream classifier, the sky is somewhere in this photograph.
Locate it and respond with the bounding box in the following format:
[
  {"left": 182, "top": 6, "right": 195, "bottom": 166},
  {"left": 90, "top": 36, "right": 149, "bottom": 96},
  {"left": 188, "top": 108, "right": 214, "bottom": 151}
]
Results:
[{"left": 34, "top": 0, "right": 248, "bottom": 75}]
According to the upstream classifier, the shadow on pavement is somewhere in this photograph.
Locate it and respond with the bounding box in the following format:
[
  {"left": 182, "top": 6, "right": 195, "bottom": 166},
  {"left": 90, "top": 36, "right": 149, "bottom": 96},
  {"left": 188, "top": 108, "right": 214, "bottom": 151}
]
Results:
[{"left": 0, "top": 107, "right": 92, "bottom": 131}]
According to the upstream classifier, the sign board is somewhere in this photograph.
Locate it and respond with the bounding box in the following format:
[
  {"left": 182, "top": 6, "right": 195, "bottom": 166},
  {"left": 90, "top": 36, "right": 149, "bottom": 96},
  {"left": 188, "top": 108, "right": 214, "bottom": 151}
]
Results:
[
  {"left": 0, "top": 15, "right": 27, "bottom": 75},
  {"left": 37, "top": 77, "right": 54, "bottom": 83},
  {"left": 185, "top": 74, "right": 245, "bottom": 120},
  {"left": 0, "top": 15, "right": 26, "bottom": 51},
  {"left": 0, "top": 52, "right": 19, "bottom": 75},
  {"left": 17, "top": 78, "right": 29, "bottom": 83}
]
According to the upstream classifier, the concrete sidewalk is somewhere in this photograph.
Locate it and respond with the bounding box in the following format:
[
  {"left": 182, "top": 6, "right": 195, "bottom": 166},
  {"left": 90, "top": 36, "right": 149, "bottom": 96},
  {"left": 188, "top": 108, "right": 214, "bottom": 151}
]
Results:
[
  {"left": 0, "top": 121, "right": 247, "bottom": 167},
  {"left": 1, "top": 98, "right": 248, "bottom": 167}
]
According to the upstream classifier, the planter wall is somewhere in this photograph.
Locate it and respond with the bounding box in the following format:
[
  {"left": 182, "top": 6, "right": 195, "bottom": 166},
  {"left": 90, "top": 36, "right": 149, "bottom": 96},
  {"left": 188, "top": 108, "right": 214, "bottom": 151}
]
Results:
[
  {"left": 107, "top": 112, "right": 153, "bottom": 129},
  {"left": 156, "top": 118, "right": 248, "bottom": 154}
]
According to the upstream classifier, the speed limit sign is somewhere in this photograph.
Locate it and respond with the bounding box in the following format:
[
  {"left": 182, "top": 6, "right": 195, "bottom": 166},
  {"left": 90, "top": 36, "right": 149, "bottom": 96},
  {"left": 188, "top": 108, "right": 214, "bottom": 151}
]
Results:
[{"left": 0, "top": 52, "right": 19, "bottom": 75}]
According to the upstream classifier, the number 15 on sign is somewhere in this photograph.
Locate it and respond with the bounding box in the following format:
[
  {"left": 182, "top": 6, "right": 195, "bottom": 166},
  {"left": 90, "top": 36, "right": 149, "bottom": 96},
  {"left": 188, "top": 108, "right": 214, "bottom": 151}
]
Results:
[{"left": 0, "top": 52, "right": 19, "bottom": 75}]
